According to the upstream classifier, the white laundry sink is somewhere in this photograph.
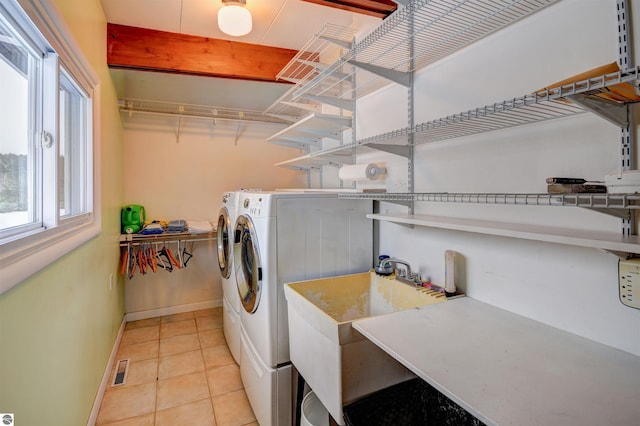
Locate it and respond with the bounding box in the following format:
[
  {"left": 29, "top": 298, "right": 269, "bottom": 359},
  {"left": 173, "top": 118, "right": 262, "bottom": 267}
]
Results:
[{"left": 284, "top": 271, "right": 446, "bottom": 425}]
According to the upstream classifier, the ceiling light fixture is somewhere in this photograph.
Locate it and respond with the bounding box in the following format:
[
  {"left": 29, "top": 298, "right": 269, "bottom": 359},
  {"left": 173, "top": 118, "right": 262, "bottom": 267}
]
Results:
[{"left": 218, "top": 0, "right": 252, "bottom": 37}]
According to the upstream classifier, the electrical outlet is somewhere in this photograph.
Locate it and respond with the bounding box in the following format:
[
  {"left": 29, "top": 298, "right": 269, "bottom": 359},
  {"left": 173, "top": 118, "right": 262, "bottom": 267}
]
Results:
[
  {"left": 618, "top": 259, "right": 640, "bottom": 309},
  {"left": 109, "top": 273, "right": 113, "bottom": 291}
]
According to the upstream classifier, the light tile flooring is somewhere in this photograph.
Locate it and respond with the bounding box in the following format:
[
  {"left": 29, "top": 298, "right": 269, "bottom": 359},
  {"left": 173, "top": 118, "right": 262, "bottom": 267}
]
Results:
[{"left": 96, "top": 307, "right": 257, "bottom": 426}]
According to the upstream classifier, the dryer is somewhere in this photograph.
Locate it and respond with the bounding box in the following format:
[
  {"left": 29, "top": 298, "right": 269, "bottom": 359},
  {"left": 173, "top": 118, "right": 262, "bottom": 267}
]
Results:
[
  {"left": 233, "top": 192, "right": 372, "bottom": 426},
  {"left": 216, "top": 191, "right": 241, "bottom": 364}
]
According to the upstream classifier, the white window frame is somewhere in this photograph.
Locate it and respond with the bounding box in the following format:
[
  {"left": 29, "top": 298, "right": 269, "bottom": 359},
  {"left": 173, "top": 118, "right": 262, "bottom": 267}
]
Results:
[{"left": 0, "top": 0, "right": 101, "bottom": 294}]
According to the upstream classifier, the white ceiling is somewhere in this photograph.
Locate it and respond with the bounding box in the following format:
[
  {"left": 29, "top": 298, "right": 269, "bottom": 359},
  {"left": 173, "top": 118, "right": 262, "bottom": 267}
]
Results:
[{"left": 101, "top": 0, "right": 382, "bottom": 113}]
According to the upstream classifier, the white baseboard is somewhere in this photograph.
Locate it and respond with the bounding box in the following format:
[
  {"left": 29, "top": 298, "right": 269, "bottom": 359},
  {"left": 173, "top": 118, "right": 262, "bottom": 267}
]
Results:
[
  {"left": 86, "top": 316, "right": 126, "bottom": 426},
  {"left": 125, "top": 299, "right": 222, "bottom": 322}
]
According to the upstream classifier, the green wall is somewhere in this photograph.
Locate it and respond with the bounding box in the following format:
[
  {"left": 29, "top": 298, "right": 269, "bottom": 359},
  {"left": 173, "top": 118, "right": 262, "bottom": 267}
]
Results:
[{"left": 0, "top": 0, "right": 125, "bottom": 424}]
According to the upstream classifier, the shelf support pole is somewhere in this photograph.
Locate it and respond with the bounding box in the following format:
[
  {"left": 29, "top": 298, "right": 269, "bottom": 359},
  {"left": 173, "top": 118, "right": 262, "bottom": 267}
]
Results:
[
  {"left": 407, "top": 8, "right": 416, "bottom": 215},
  {"left": 617, "top": 0, "right": 637, "bottom": 238}
]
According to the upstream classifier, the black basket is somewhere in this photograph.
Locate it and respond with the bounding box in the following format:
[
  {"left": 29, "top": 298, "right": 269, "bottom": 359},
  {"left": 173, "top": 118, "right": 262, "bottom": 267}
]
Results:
[{"left": 343, "top": 378, "right": 485, "bottom": 426}]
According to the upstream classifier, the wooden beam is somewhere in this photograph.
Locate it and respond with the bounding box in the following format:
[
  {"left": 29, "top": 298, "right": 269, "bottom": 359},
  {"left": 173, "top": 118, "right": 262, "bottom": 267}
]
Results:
[
  {"left": 106, "top": 23, "right": 298, "bottom": 83},
  {"left": 301, "top": 0, "right": 397, "bottom": 18}
]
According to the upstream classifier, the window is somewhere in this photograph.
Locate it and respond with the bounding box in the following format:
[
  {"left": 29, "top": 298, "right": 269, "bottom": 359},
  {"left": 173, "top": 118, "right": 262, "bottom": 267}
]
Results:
[
  {"left": 0, "top": 0, "right": 99, "bottom": 294},
  {"left": 58, "top": 67, "right": 90, "bottom": 220},
  {"left": 0, "top": 13, "right": 40, "bottom": 237}
]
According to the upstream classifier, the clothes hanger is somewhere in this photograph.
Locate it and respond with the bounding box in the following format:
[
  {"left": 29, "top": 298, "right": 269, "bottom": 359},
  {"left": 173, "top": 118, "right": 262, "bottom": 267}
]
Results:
[
  {"left": 128, "top": 245, "right": 137, "bottom": 279},
  {"left": 120, "top": 245, "right": 129, "bottom": 276},
  {"left": 157, "top": 245, "right": 174, "bottom": 272},
  {"left": 137, "top": 246, "right": 147, "bottom": 275},
  {"left": 166, "top": 242, "right": 181, "bottom": 269},
  {"left": 182, "top": 241, "right": 194, "bottom": 268},
  {"left": 154, "top": 242, "right": 168, "bottom": 271},
  {"left": 148, "top": 244, "right": 158, "bottom": 273}
]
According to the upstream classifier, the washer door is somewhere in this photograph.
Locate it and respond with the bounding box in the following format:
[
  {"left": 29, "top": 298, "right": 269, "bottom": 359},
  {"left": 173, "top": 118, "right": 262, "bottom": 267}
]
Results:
[
  {"left": 234, "top": 214, "right": 262, "bottom": 314},
  {"left": 217, "top": 207, "right": 232, "bottom": 279}
]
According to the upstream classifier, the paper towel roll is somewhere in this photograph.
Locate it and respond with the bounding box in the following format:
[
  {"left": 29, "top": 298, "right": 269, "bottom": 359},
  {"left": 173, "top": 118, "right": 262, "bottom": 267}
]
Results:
[{"left": 338, "top": 164, "right": 386, "bottom": 181}]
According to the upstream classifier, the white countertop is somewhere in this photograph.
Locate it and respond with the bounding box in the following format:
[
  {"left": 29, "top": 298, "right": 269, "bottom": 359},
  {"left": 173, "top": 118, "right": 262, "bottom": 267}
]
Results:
[{"left": 352, "top": 297, "right": 640, "bottom": 425}]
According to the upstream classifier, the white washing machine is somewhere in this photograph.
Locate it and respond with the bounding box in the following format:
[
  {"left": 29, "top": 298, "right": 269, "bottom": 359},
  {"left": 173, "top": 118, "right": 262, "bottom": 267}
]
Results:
[
  {"left": 233, "top": 192, "right": 372, "bottom": 426},
  {"left": 216, "top": 191, "right": 241, "bottom": 364}
]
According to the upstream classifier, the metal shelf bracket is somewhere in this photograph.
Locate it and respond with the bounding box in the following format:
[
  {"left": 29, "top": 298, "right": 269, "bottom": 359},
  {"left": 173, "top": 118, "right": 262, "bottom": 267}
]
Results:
[
  {"left": 271, "top": 136, "right": 322, "bottom": 148},
  {"left": 319, "top": 35, "right": 352, "bottom": 50},
  {"left": 586, "top": 207, "right": 633, "bottom": 220},
  {"left": 279, "top": 102, "right": 321, "bottom": 113},
  {"left": 601, "top": 249, "right": 634, "bottom": 259},
  {"left": 367, "top": 143, "right": 412, "bottom": 158},
  {"left": 302, "top": 95, "right": 353, "bottom": 111},
  {"left": 380, "top": 199, "right": 413, "bottom": 208},
  {"left": 565, "top": 94, "right": 629, "bottom": 127},
  {"left": 348, "top": 60, "right": 411, "bottom": 87},
  {"left": 295, "top": 127, "right": 343, "bottom": 141}
]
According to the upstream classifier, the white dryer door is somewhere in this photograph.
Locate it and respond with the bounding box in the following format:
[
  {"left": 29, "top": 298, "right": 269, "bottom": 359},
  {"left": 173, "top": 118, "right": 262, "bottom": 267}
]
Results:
[
  {"left": 217, "top": 207, "right": 232, "bottom": 279},
  {"left": 234, "top": 214, "right": 262, "bottom": 313}
]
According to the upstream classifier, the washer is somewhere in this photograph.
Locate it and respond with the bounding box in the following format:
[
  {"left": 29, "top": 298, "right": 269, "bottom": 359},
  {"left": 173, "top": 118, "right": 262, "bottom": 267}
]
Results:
[
  {"left": 233, "top": 191, "right": 372, "bottom": 426},
  {"left": 216, "top": 191, "right": 241, "bottom": 364}
]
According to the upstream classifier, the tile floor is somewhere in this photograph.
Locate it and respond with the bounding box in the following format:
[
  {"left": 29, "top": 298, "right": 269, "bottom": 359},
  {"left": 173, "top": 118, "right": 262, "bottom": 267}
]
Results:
[{"left": 96, "top": 307, "right": 257, "bottom": 426}]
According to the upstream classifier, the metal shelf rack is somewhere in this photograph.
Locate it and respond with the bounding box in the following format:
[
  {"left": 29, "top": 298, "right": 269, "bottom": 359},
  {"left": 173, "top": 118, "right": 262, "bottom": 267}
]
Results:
[
  {"left": 278, "top": 66, "right": 640, "bottom": 166},
  {"left": 338, "top": 192, "right": 640, "bottom": 210},
  {"left": 119, "top": 231, "right": 217, "bottom": 247},
  {"left": 365, "top": 212, "right": 640, "bottom": 255},
  {"left": 268, "top": 0, "right": 563, "bottom": 170},
  {"left": 264, "top": 24, "right": 357, "bottom": 120},
  {"left": 266, "top": 112, "right": 353, "bottom": 151},
  {"left": 335, "top": 192, "right": 640, "bottom": 256},
  {"left": 273, "top": 0, "right": 640, "bottom": 257},
  {"left": 290, "top": 0, "right": 561, "bottom": 104},
  {"left": 119, "top": 99, "right": 288, "bottom": 125}
]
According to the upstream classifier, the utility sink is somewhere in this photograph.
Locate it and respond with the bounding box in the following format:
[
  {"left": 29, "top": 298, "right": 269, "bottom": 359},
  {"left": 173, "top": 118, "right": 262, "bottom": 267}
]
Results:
[{"left": 284, "top": 271, "right": 446, "bottom": 425}]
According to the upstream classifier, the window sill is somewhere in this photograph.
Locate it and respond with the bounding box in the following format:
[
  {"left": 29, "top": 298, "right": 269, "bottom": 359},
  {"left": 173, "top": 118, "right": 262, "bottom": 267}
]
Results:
[{"left": 0, "top": 220, "right": 101, "bottom": 295}]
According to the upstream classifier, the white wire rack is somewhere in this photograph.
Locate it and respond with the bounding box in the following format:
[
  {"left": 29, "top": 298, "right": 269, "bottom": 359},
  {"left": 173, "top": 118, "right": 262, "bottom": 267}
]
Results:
[
  {"left": 119, "top": 98, "right": 289, "bottom": 125},
  {"left": 409, "top": 66, "right": 640, "bottom": 144},
  {"left": 355, "top": 0, "right": 560, "bottom": 72},
  {"left": 291, "top": 0, "right": 560, "bottom": 103},
  {"left": 411, "top": 95, "right": 585, "bottom": 145},
  {"left": 276, "top": 23, "right": 357, "bottom": 84},
  {"left": 266, "top": 112, "right": 353, "bottom": 152},
  {"left": 264, "top": 24, "right": 357, "bottom": 118},
  {"left": 277, "top": 65, "right": 640, "bottom": 168},
  {"left": 338, "top": 192, "right": 640, "bottom": 209}
]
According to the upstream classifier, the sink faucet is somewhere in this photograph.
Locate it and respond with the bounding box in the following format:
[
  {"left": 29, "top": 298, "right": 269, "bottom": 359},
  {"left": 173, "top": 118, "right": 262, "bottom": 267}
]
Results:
[{"left": 381, "top": 258, "right": 420, "bottom": 286}]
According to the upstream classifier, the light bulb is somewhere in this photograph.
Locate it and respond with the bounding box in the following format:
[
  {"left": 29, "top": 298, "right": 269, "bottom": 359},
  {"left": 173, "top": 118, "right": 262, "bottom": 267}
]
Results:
[{"left": 218, "top": 2, "right": 252, "bottom": 37}]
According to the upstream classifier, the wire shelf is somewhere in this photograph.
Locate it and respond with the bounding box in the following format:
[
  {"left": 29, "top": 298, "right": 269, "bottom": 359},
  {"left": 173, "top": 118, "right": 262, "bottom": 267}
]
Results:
[
  {"left": 264, "top": 24, "right": 356, "bottom": 117},
  {"left": 338, "top": 192, "right": 640, "bottom": 209},
  {"left": 276, "top": 23, "right": 357, "bottom": 85},
  {"left": 291, "top": 0, "right": 560, "bottom": 103},
  {"left": 412, "top": 96, "right": 585, "bottom": 145},
  {"left": 120, "top": 99, "right": 289, "bottom": 124},
  {"left": 274, "top": 145, "right": 357, "bottom": 169},
  {"left": 277, "top": 66, "right": 640, "bottom": 167}
]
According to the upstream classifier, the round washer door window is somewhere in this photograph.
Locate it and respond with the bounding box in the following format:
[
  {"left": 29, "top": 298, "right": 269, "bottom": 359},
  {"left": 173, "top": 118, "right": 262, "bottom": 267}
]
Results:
[
  {"left": 216, "top": 207, "right": 231, "bottom": 279},
  {"left": 234, "top": 214, "right": 262, "bottom": 313}
]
